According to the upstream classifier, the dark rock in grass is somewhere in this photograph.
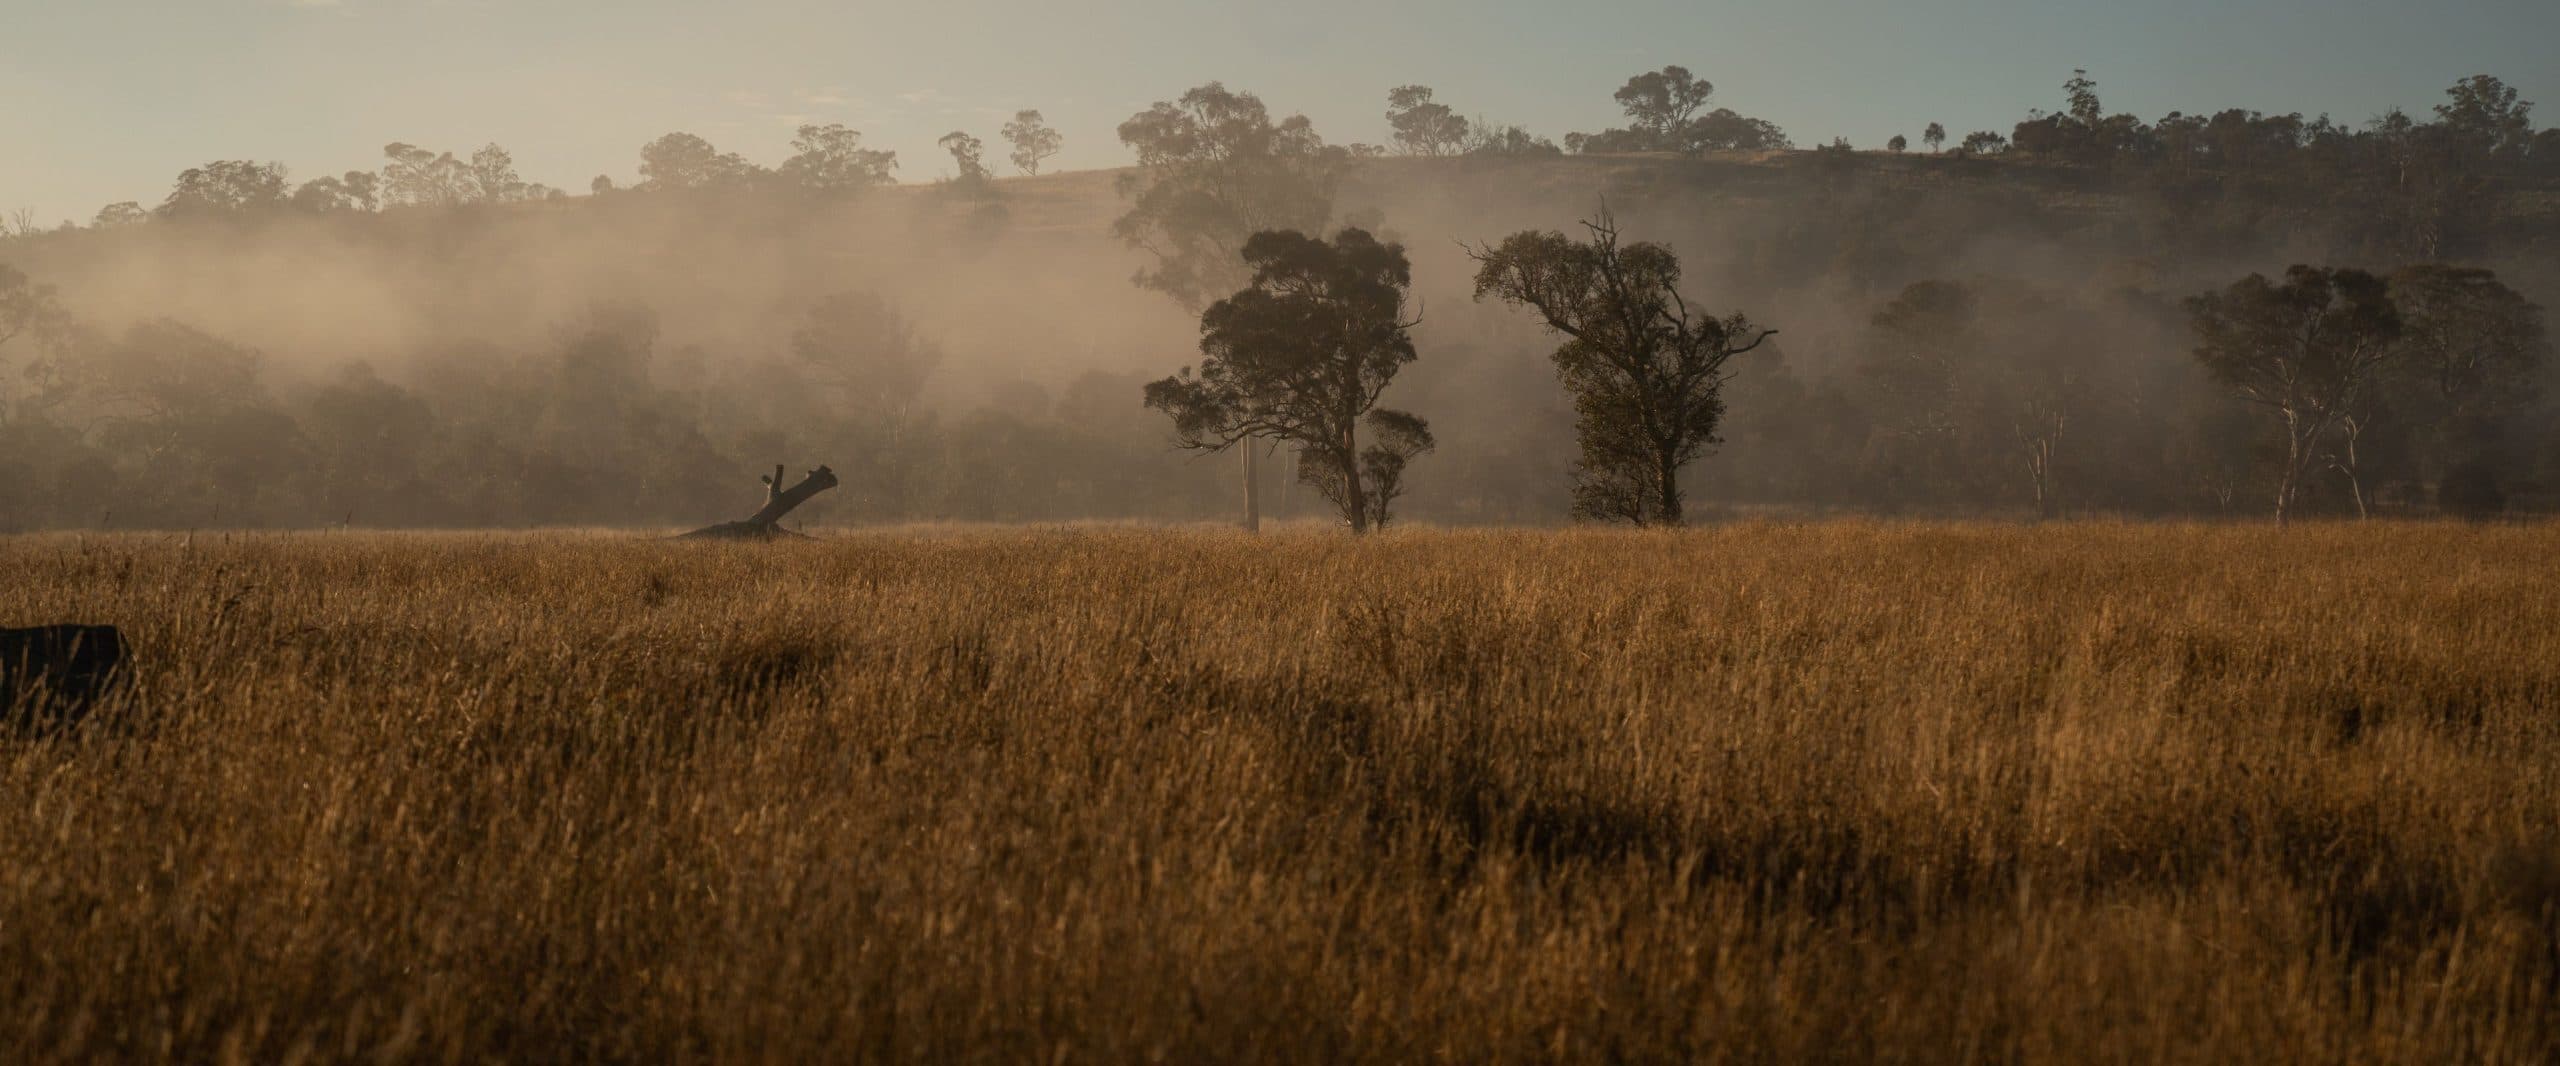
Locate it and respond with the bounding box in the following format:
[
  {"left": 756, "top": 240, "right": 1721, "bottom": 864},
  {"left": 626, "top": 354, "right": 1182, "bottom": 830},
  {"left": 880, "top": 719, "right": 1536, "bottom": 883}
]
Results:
[{"left": 1, "top": 624, "right": 128, "bottom": 732}]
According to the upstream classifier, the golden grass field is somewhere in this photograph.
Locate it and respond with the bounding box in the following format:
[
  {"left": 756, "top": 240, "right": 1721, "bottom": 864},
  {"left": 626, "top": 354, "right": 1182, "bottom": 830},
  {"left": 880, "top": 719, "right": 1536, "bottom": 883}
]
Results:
[{"left": 3, "top": 523, "right": 2558, "bottom": 1063}]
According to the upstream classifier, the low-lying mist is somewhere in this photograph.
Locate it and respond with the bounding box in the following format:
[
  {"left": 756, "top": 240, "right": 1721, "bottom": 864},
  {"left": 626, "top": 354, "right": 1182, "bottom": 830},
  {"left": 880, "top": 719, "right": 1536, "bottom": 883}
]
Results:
[{"left": 2, "top": 151, "right": 2554, "bottom": 530}]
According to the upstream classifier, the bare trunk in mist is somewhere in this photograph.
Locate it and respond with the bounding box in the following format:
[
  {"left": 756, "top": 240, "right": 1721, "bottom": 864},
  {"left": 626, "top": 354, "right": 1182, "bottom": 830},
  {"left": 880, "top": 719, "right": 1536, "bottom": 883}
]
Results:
[
  {"left": 2277, "top": 411, "right": 2311, "bottom": 527},
  {"left": 1278, "top": 445, "right": 1295, "bottom": 518},
  {"left": 1242, "top": 444, "right": 1261, "bottom": 533},
  {"left": 2332, "top": 416, "right": 2370, "bottom": 520},
  {"left": 1341, "top": 426, "right": 1370, "bottom": 535},
  {"left": 2022, "top": 416, "right": 2063, "bottom": 520}
]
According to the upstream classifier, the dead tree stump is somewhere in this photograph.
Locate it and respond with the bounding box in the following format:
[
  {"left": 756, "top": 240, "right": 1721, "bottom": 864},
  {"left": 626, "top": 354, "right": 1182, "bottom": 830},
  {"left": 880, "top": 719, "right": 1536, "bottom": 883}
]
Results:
[{"left": 682, "top": 464, "right": 840, "bottom": 539}]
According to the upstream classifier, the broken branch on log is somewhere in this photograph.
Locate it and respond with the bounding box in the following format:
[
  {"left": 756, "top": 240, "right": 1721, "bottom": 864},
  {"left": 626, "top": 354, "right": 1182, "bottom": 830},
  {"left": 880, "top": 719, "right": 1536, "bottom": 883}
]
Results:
[{"left": 681, "top": 463, "right": 839, "bottom": 539}]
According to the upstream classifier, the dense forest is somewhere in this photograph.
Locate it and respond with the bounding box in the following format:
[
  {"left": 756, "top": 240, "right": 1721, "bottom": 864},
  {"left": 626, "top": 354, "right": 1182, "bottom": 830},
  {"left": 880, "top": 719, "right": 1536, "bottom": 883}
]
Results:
[{"left": 1, "top": 69, "right": 2554, "bottom": 530}]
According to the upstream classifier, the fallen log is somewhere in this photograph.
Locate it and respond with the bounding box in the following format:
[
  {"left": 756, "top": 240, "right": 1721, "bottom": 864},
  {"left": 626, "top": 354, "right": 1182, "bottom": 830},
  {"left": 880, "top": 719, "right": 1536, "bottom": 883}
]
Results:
[
  {"left": 2, "top": 624, "right": 127, "bottom": 732},
  {"left": 682, "top": 463, "right": 839, "bottom": 539}
]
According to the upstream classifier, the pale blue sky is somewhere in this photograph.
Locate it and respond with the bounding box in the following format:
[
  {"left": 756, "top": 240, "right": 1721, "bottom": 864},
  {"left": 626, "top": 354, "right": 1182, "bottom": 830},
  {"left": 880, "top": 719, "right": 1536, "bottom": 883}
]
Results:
[{"left": 3, "top": 0, "right": 2554, "bottom": 224}]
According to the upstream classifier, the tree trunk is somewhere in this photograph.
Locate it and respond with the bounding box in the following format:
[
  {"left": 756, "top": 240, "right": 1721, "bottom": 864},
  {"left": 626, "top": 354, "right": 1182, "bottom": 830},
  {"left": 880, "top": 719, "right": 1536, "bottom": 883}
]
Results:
[
  {"left": 2276, "top": 434, "right": 2307, "bottom": 527},
  {"left": 1341, "top": 429, "right": 1370, "bottom": 535},
  {"left": 2025, "top": 420, "right": 2061, "bottom": 520},
  {"left": 2339, "top": 418, "right": 2369, "bottom": 520},
  {"left": 2293, "top": 438, "right": 2334, "bottom": 527},
  {"left": 2275, "top": 411, "right": 2311, "bottom": 527},
  {"left": 1655, "top": 447, "right": 1684, "bottom": 527},
  {"left": 1242, "top": 442, "right": 1261, "bottom": 534},
  {"left": 1277, "top": 443, "right": 1295, "bottom": 519}
]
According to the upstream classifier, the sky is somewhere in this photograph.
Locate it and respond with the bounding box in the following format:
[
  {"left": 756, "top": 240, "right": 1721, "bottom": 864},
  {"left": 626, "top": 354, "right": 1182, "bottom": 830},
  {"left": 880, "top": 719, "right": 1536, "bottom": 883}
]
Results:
[{"left": 3, "top": 0, "right": 2556, "bottom": 225}]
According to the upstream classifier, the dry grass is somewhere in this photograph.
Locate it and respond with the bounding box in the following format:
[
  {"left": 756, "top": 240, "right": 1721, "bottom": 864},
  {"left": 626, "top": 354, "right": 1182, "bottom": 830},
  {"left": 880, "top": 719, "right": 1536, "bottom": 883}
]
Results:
[{"left": 3, "top": 523, "right": 2558, "bottom": 1063}]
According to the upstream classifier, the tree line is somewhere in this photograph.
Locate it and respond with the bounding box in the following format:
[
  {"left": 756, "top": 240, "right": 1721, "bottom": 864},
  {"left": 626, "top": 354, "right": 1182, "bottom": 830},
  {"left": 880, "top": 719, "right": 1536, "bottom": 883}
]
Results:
[
  {"left": 27, "top": 65, "right": 2549, "bottom": 263},
  {"left": 1, "top": 67, "right": 2554, "bottom": 530},
  {"left": 21, "top": 66, "right": 1778, "bottom": 233},
  {"left": 52, "top": 113, "right": 1071, "bottom": 231}
]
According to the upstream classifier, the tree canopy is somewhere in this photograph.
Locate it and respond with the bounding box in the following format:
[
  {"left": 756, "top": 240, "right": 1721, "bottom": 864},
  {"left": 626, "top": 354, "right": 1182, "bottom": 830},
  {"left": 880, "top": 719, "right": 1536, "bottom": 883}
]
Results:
[
  {"left": 778, "top": 124, "right": 898, "bottom": 193},
  {"left": 641, "top": 133, "right": 765, "bottom": 191},
  {"left": 160, "top": 161, "right": 289, "bottom": 218}
]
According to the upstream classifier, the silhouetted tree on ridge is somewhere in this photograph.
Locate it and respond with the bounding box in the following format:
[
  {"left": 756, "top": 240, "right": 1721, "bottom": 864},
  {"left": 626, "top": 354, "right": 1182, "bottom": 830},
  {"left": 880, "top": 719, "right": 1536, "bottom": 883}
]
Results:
[
  {"left": 1001, "top": 110, "right": 1063, "bottom": 176},
  {"left": 1386, "top": 86, "right": 1471, "bottom": 157},
  {"left": 1114, "top": 82, "right": 1351, "bottom": 311}
]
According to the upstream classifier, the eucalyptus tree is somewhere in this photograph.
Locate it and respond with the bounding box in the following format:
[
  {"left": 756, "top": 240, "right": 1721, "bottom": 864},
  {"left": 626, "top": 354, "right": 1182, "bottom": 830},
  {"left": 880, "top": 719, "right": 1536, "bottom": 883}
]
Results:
[
  {"left": 2386, "top": 264, "right": 2547, "bottom": 497},
  {"left": 1143, "top": 229, "right": 1427, "bottom": 533},
  {"left": 1000, "top": 110, "right": 1063, "bottom": 176},
  {"left": 2186, "top": 266, "right": 2402, "bottom": 522},
  {"left": 1472, "top": 209, "right": 1774, "bottom": 524}
]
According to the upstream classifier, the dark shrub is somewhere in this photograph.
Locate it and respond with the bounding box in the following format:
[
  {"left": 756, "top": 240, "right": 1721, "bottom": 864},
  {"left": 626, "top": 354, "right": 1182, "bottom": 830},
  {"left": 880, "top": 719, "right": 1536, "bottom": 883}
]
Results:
[{"left": 2439, "top": 459, "right": 2507, "bottom": 520}]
